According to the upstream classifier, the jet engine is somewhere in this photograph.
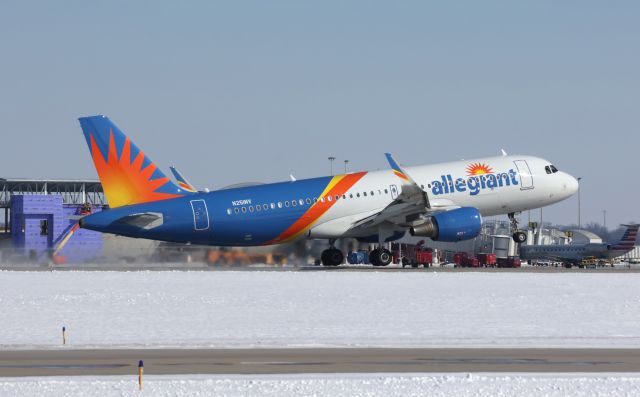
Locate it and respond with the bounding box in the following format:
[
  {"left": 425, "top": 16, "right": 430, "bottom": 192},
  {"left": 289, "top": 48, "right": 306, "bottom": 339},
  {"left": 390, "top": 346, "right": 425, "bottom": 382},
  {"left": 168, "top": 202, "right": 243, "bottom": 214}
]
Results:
[{"left": 410, "top": 207, "right": 482, "bottom": 242}]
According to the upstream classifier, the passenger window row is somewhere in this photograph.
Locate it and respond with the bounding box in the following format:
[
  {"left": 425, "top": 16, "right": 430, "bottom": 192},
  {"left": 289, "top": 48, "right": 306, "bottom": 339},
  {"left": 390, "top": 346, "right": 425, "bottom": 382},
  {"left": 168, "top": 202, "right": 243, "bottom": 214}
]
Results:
[{"left": 226, "top": 188, "right": 391, "bottom": 215}]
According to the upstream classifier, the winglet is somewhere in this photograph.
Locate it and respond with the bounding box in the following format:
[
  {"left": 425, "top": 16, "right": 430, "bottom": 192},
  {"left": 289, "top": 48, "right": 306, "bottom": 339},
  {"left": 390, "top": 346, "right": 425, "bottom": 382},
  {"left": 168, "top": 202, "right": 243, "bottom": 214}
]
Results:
[
  {"left": 385, "top": 153, "right": 413, "bottom": 184},
  {"left": 169, "top": 166, "right": 198, "bottom": 193},
  {"left": 385, "top": 153, "right": 431, "bottom": 209}
]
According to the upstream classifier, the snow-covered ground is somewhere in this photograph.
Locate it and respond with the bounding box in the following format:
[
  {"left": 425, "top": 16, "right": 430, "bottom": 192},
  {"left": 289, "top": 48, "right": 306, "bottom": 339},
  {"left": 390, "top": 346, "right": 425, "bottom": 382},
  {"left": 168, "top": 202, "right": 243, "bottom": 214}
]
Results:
[
  {"left": 0, "top": 373, "right": 639, "bottom": 397},
  {"left": 1, "top": 270, "right": 640, "bottom": 348}
]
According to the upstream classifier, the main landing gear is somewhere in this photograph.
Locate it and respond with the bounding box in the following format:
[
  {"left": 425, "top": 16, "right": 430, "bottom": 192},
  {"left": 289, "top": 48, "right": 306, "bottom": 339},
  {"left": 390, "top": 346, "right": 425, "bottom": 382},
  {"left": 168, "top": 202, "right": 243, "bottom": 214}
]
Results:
[
  {"left": 320, "top": 246, "right": 393, "bottom": 267},
  {"left": 321, "top": 247, "right": 344, "bottom": 267},
  {"left": 369, "top": 247, "right": 393, "bottom": 267},
  {"left": 320, "top": 239, "right": 393, "bottom": 267},
  {"left": 321, "top": 239, "right": 344, "bottom": 267},
  {"left": 509, "top": 212, "right": 527, "bottom": 243}
]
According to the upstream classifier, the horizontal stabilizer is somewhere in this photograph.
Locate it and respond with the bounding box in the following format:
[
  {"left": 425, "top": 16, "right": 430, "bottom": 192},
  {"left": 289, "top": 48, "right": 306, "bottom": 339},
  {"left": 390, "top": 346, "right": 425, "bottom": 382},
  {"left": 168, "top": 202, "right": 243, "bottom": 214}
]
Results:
[{"left": 115, "top": 212, "right": 164, "bottom": 230}]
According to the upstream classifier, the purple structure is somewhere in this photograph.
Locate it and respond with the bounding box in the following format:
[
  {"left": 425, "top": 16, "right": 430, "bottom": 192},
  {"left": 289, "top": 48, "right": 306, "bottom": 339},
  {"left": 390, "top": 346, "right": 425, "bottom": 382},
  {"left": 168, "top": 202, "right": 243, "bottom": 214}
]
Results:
[{"left": 11, "top": 195, "right": 103, "bottom": 262}]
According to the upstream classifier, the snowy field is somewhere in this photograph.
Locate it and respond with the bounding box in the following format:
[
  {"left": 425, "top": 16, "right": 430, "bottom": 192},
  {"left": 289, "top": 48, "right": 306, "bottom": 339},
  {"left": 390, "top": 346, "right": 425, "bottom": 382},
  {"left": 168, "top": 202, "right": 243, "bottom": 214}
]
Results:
[
  {"left": 1, "top": 373, "right": 639, "bottom": 397},
  {"left": 1, "top": 270, "right": 640, "bottom": 348}
]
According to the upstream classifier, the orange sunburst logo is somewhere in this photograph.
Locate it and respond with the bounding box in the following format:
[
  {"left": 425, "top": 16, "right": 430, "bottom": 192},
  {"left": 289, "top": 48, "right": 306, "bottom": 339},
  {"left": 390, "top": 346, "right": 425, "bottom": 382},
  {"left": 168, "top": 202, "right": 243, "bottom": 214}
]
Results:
[
  {"left": 89, "top": 129, "right": 182, "bottom": 208},
  {"left": 466, "top": 162, "right": 493, "bottom": 176}
]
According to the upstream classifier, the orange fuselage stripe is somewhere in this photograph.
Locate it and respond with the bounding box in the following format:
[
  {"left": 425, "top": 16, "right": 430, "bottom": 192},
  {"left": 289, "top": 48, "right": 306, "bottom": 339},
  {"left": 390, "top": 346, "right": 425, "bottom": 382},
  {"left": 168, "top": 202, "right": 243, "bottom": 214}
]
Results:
[{"left": 268, "top": 172, "right": 367, "bottom": 244}]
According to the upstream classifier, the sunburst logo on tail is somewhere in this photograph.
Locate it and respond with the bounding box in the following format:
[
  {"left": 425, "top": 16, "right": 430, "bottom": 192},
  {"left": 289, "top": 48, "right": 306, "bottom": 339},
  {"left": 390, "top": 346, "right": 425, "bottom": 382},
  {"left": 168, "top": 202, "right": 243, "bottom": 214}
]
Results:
[
  {"left": 89, "top": 129, "right": 182, "bottom": 208},
  {"left": 466, "top": 162, "right": 493, "bottom": 176}
]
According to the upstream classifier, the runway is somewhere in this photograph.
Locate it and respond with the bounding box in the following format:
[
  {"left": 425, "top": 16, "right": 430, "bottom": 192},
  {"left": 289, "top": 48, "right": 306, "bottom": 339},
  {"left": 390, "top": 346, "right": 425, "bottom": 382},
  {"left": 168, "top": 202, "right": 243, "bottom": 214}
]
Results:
[
  {"left": 1, "top": 264, "right": 639, "bottom": 273},
  {"left": 1, "top": 348, "right": 640, "bottom": 376}
]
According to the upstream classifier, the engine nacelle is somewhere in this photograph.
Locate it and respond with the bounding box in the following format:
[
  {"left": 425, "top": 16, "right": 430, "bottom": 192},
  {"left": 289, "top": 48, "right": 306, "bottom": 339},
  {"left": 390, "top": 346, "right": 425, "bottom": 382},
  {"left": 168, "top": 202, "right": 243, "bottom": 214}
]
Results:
[{"left": 410, "top": 207, "right": 482, "bottom": 242}]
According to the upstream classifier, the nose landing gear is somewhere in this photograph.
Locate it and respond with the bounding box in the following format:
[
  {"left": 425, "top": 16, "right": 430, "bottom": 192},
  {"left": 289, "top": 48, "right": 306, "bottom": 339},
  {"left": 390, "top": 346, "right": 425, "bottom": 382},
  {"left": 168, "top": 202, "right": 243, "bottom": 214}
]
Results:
[
  {"left": 513, "top": 231, "right": 527, "bottom": 243},
  {"left": 508, "top": 212, "right": 527, "bottom": 243}
]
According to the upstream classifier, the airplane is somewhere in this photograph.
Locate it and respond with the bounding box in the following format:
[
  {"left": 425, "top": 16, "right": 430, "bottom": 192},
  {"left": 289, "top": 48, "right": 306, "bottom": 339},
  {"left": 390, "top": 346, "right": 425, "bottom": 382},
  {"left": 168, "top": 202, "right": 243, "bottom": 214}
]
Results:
[
  {"left": 77, "top": 115, "right": 579, "bottom": 266},
  {"left": 520, "top": 224, "right": 639, "bottom": 267}
]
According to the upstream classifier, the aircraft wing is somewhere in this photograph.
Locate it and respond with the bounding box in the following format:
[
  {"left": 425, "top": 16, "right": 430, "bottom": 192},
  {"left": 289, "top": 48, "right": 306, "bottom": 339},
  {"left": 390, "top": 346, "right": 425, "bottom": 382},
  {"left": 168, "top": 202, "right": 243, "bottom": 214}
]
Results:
[{"left": 350, "top": 153, "right": 459, "bottom": 230}]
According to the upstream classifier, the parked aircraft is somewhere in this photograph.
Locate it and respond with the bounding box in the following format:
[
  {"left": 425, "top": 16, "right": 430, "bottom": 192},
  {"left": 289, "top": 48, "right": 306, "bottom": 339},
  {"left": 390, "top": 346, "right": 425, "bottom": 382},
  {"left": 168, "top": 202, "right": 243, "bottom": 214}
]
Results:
[
  {"left": 520, "top": 224, "right": 639, "bottom": 266},
  {"left": 77, "top": 116, "right": 579, "bottom": 266}
]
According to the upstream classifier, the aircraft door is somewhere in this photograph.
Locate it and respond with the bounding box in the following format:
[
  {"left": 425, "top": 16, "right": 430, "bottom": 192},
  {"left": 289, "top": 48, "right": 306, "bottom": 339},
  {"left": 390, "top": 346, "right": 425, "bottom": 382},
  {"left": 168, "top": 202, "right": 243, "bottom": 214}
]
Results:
[
  {"left": 389, "top": 184, "right": 399, "bottom": 199},
  {"left": 513, "top": 160, "right": 534, "bottom": 190},
  {"left": 190, "top": 199, "right": 210, "bottom": 231}
]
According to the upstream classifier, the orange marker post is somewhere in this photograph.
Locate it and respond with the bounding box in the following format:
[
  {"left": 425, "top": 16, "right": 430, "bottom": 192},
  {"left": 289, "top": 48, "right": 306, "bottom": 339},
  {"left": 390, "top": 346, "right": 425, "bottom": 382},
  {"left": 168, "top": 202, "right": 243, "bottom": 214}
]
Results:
[
  {"left": 62, "top": 326, "right": 66, "bottom": 345},
  {"left": 138, "top": 360, "right": 144, "bottom": 390}
]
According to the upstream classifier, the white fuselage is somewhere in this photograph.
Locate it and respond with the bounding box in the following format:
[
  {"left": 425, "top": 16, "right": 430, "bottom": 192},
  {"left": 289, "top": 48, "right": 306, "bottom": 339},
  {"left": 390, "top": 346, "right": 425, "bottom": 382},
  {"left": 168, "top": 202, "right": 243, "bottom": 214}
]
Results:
[{"left": 304, "top": 155, "right": 578, "bottom": 239}]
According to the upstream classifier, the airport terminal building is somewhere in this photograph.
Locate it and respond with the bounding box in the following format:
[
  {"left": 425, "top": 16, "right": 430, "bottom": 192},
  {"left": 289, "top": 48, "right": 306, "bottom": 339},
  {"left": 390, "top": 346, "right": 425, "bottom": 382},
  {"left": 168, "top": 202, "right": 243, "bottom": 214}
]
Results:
[{"left": 0, "top": 179, "right": 105, "bottom": 262}]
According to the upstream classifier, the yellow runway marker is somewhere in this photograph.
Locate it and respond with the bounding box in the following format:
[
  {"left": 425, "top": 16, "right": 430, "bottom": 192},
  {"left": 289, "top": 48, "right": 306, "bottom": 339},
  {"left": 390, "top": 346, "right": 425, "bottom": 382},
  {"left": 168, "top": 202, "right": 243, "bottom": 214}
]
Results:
[{"left": 138, "top": 360, "right": 144, "bottom": 390}]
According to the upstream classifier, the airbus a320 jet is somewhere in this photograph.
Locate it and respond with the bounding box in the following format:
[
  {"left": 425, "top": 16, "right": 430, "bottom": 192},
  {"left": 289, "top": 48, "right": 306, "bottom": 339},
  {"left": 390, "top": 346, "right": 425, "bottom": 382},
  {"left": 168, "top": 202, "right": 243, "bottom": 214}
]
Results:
[{"left": 77, "top": 116, "right": 579, "bottom": 266}]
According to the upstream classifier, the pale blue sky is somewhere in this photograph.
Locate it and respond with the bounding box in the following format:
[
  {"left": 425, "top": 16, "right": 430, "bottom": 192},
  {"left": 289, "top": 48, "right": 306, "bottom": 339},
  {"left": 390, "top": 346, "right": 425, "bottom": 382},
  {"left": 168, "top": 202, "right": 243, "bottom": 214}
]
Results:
[{"left": 1, "top": 1, "right": 638, "bottom": 227}]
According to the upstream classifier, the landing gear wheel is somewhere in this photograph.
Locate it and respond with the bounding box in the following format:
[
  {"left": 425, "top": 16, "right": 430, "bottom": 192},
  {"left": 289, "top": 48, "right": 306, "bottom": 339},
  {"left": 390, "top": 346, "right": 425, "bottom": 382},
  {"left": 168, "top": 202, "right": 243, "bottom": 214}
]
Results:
[
  {"left": 370, "top": 249, "right": 381, "bottom": 266},
  {"left": 512, "top": 231, "right": 527, "bottom": 243},
  {"left": 378, "top": 248, "right": 392, "bottom": 266},
  {"left": 508, "top": 212, "right": 526, "bottom": 243},
  {"left": 321, "top": 248, "right": 343, "bottom": 267}
]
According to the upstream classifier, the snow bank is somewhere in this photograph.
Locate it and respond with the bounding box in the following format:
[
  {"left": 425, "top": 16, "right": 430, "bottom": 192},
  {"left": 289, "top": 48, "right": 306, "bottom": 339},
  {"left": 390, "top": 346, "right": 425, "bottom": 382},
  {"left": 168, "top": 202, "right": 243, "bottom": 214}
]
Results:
[
  {"left": 1, "top": 270, "right": 639, "bottom": 348},
  {"left": 0, "top": 373, "right": 639, "bottom": 397}
]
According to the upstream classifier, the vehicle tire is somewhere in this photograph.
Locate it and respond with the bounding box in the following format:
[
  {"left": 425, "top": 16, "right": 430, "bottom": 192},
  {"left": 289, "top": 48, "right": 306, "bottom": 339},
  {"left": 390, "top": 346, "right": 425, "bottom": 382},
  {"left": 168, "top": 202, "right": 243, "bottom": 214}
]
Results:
[
  {"left": 378, "top": 248, "right": 392, "bottom": 266},
  {"left": 512, "top": 231, "right": 527, "bottom": 243},
  {"left": 321, "top": 248, "right": 343, "bottom": 267},
  {"left": 370, "top": 249, "right": 381, "bottom": 266}
]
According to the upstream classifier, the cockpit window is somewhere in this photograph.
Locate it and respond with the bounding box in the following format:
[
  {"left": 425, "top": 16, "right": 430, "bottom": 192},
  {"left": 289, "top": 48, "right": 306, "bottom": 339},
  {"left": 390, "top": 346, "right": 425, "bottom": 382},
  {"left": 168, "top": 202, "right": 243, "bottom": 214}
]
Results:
[
  {"left": 545, "top": 166, "right": 552, "bottom": 174},
  {"left": 550, "top": 165, "right": 558, "bottom": 173}
]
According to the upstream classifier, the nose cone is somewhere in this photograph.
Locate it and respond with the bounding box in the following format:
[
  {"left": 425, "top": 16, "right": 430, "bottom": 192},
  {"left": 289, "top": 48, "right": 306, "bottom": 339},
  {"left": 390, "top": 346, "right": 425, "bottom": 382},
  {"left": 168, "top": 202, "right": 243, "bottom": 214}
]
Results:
[{"left": 562, "top": 172, "right": 580, "bottom": 197}]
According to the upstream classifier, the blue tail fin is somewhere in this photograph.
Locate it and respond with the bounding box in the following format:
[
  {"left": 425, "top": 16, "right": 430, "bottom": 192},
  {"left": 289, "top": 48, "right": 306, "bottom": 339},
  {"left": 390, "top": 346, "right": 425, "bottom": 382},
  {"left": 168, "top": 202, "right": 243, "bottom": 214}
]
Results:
[{"left": 78, "top": 115, "right": 193, "bottom": 208}]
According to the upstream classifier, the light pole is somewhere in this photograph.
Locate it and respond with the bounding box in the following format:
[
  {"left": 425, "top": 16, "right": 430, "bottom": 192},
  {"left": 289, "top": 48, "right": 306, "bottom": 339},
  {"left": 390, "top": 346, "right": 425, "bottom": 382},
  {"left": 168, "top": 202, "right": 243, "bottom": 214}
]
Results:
[
  {"left": 328, "top": 156, "right": 336, "bottom": 176},
  {"left": 603, "top": 210, "right": 607, "bottom": 229},
  {"left": 344, "top": 160, "right": 349, "bottom": 173},
  {"left": 577, "top": 177, "right": 582, "bottom": 229}
]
